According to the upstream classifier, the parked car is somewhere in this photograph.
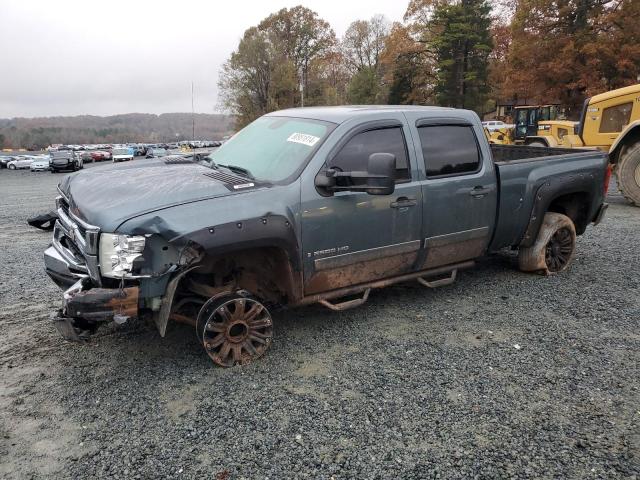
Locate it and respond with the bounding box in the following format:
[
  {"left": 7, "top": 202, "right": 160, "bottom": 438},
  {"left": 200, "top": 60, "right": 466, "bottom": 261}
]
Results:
[
  {"left": 482, "top": 120, "right": 514, "bottom": 131},
  {"left": 44, "top": 106, "right": 608, "bottom": 367},
  {"left": 30, "top": 157, "right": 51, "bottom": 172},
  {"left": 90, "top": 150, "right": 111, "bottom": 162},
  {"left": 146, "top": 148, "right": 168, "bottom": 158},
  {"left": 50, "top": 151, "right": 82, "bottom": 173},
  {"left": 0, "top": 155, "right": 16, "bottom": 168},
  {"left": 7, "top": 156, "right": 36, "bottom": 170},
  {"left": 112, "top": 147, "right": 134, "bottom": 162}
]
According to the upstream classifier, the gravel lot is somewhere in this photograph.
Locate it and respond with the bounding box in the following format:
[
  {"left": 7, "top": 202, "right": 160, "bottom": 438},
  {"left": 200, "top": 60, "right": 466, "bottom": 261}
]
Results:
[{"left": 0, "top": 163, "right": 638, "bottom": 479}]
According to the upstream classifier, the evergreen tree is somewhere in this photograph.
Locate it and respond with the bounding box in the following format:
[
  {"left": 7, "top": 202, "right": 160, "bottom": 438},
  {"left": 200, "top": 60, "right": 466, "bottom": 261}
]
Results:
[{"left": 430, "top": 0, "right": 493, "bottom": 112}]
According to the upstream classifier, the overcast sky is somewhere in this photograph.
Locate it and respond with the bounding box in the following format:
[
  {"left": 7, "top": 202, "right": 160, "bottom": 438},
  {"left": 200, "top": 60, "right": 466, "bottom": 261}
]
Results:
[{"left": 0, "top": 0, "right": 407, "bottom": 118}]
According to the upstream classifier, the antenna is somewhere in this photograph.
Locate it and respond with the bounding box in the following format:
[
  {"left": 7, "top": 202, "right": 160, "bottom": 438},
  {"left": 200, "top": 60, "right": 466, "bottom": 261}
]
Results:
[{"left": 191, "top": 81, "right": 195, "bottom": 142}]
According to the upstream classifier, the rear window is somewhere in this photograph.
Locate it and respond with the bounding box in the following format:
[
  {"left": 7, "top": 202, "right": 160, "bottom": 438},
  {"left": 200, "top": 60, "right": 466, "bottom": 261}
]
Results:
[{"left": 418, "top": 125, "right": 481, "bottom": 177}]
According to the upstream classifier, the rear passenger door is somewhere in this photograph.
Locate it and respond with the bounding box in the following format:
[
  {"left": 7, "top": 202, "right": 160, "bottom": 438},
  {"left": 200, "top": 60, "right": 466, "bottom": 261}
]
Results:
[{"left": 406, "top": 116, "right": 498, "bottom": 269}]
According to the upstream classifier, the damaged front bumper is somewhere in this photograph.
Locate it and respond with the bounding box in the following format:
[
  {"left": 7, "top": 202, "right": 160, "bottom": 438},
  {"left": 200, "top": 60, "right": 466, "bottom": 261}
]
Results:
[{"left": 52, "top": 276, "right": 139, "bottom": 342}]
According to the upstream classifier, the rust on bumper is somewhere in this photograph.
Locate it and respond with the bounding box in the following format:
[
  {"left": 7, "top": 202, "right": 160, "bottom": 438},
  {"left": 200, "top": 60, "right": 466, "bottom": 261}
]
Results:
[{"left": 53, "top": 277, "right": 139, "bottom": 342}]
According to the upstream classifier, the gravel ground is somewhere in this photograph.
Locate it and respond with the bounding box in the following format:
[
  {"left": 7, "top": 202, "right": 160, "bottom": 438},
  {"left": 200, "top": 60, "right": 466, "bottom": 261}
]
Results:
[{"left": 0, "top": 164, "right": 638, "bottom": 479}]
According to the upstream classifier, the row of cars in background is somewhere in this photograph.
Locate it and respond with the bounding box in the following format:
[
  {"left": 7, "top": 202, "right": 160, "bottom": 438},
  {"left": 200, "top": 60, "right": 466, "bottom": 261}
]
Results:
[{"left": 0, "top": 139, "right": 222, "bottom": 172}]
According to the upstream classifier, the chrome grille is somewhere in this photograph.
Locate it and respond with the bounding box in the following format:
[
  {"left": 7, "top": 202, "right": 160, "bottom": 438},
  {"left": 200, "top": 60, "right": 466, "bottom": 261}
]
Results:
[{"left": 53, "top": 190, "right": 101, "bottom": 284}]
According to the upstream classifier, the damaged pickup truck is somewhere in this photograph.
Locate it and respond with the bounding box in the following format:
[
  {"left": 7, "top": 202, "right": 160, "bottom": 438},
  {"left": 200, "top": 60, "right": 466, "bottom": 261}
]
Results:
[{"left": 44, "top": 106, "right": 609, "bottom": 367}]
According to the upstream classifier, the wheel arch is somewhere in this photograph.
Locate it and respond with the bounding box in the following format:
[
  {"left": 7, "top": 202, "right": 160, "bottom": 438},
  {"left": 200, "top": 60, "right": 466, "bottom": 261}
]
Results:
[
  {"left": 520, "top": 175, "right": 597, "bottom": 247},
  {"left": 609, "top": 122, "right": 640, "bottom": 164},
  {"left": 183, "top": 245, "right": 303, "bottom": 307}
]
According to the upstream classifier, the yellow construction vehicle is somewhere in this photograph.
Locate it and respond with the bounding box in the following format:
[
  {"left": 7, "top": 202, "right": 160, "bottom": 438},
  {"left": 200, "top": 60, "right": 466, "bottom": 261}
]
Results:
[
  {"left": 536, "top": 84, "right": 640, "bottom": 205},
  {"left": 513, "top": 104, "right": 562, "bottom": 145}
]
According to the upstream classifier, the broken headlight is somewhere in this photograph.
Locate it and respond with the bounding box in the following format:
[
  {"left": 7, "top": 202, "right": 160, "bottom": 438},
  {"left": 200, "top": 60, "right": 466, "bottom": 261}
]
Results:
[{"left": 99, "top": 233, "right": 146, "bottom": 278}]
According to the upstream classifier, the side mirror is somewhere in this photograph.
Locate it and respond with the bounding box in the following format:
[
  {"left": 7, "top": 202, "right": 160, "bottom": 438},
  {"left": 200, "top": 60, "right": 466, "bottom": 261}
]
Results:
[
  {"left": 365, "top": 153, "right": 395, "bottom": 195},
  {"left": 314, "top": 152, "right": 396, "bottom": 196}
]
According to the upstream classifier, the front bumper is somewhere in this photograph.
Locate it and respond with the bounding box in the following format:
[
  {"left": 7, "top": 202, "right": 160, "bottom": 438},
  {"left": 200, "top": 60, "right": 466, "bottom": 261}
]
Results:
[{"left": 51, "top": 277, "right": 139, "bottom": 342}]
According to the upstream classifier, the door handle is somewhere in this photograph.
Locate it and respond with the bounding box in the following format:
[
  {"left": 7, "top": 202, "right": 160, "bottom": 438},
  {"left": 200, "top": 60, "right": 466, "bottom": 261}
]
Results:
[
  {"left": 469, "top": 186, "right": 491, "bottom": 197},
  {"left": 390, "top": 196, "right": 417, "bottom": 208}
]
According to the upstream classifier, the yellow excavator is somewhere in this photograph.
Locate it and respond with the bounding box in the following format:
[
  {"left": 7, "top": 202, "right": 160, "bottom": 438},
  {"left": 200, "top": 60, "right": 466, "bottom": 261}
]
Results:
[{"left": 534, "top": 84, "right": 640, "bottom": 206}]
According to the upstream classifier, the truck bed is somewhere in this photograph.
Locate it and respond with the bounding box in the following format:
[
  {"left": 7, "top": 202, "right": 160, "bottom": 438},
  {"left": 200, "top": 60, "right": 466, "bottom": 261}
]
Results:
[
  {"left": 489, "top": 146, "right": 608, "bottom": 251},
  {"left": 490, "top": 144, "right": 587, "bottom": 164}
]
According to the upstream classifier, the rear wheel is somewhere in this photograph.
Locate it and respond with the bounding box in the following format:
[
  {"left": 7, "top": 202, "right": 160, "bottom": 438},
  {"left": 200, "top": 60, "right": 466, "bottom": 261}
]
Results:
[
  {"left": 616, "top": 142, "right": 640, "bottom": 206},
  {"left": 518, "top": 212, "right": 576, "bottom": 275},
  {"left": 8, "top": 164, "right": 16, "bottom": 170},
  {"left": 196, "top": 292, "right": 273, "bottom": 367}
]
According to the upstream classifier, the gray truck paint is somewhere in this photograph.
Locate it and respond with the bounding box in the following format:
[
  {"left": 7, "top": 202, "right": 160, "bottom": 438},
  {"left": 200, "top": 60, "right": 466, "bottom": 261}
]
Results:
[{"left": 45, "top": 105, "right": 608, "bottom": 329}]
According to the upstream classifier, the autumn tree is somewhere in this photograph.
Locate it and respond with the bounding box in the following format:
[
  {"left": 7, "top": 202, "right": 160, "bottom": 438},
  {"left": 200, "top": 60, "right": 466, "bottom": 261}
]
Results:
[
  {"left": 499, "top": 0, "right": 640, "bottom": 116},
  {"left": 342, "top": 15, "right": 391, "bottom": 103},
  {"left": 218, "top": 27, "right": 279, "bottom": 128},
  {"left": 219, "top": 7, "right": 338, "bottom": 127},
  {"left": 258, "top": 6, "right": 337, "bottom": 106},
  {"left": 380, "top": 22, "right": 437, "bottom": 104}
]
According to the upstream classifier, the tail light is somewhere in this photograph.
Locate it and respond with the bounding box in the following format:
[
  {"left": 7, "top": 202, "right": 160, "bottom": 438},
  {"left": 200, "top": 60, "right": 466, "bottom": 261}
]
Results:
[{"left": 603, "top": 164, "right": 612, "bottom": 196}]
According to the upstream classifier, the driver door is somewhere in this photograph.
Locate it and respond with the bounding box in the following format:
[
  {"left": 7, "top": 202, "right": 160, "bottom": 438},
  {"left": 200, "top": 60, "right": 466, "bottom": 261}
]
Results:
[{"left": 300, "top": 117, "right": 423, "bottom": 295}]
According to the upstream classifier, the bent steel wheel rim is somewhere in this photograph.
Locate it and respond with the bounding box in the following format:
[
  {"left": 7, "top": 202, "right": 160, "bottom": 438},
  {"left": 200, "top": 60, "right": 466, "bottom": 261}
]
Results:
[
  {"left": 201, "top": 297, "right": 272, "bottom": 367},
  {"left": 545, "top": 227, "right": 573, "bottom": 272}
]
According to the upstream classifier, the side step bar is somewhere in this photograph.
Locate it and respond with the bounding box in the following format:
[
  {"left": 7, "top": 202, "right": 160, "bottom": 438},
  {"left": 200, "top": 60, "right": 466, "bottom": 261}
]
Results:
[
  {"left": 300, "top": 260, "right": 474, "bottom": 310},
  {"left": 319, "top": 289, "right": 370, "bottom": 311},
  {"left": 417, "top": 269, "right": 457, "bottom": 288}
]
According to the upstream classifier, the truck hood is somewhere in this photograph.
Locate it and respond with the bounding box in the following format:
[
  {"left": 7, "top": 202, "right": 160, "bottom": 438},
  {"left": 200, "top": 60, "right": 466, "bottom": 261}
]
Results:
[{"left": 59, "top": 159, "right": 257, "bottom": 232}]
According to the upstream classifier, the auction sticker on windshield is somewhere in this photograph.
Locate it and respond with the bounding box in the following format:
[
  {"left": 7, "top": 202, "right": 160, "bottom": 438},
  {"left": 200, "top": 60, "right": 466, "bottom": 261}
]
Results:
[{"left": 287, "top": 132, "right": 320, "bottom": 147}]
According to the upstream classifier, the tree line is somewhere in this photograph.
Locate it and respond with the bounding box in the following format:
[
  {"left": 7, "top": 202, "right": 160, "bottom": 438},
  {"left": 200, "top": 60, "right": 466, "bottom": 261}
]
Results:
[
  {"left": 218, "top": 0, "right": 640, "bottom": 128},
  {"left": 0, "top": 113, "right": 235, "bottom": 150}
]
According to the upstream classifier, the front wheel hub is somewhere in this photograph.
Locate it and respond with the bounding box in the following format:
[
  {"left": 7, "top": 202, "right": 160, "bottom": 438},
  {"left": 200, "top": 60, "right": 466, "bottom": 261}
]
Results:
[{"left": 197, "top": 295, "right": 273, "bottom": 367}]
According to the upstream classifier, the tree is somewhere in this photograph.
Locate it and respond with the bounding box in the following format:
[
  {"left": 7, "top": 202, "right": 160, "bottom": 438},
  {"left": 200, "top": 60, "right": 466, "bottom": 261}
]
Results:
[
  {"left": 218, "top": 27, "right": 281, "bottom": 128},
  {"left": 342, "top": 15, "right": 390, "bottom": 72},
  {"left": 258, "top": 6, "right": 337, "bottom": 105},
  {"left": 498, "top": 0, "right": 640, "bottom": 116},
  {"left": 408, "top": 0, "right": 493, "bottom": 112},
  {"left": 342, "top": 15, "right": 390, "bottom": 104},
  {"left": 380, "top": 22, "right": 437, "bottom": 105}
]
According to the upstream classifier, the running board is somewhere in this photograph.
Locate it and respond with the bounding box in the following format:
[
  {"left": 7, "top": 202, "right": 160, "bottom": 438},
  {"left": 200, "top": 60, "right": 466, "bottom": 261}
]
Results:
[
  {"left": 319, "top": 288, "right": 370, "bottom": 311},
  {"left": 417, "top": 269, "right": 457, "bottom": 288}
]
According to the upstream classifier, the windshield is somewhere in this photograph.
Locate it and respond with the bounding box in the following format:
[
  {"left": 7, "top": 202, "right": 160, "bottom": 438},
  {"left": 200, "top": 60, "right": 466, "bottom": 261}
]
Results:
[
  {"left": 113, "top": 148, "right": 130, "bottom": 155},
  {"left": 207, "top": 116, "right": 333, "bottom": 183}
]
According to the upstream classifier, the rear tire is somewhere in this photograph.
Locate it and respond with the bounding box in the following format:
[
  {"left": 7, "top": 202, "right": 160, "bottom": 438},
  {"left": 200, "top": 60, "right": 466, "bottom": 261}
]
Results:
[
  {"left": 615, "top": 142, "right": 640, "bottom": 206},
  {"left": 518, "top": 212, "right": 576, "bottom": 275},
  {"left": 8, "top": 164, "right": 16, "bottom": 170}
]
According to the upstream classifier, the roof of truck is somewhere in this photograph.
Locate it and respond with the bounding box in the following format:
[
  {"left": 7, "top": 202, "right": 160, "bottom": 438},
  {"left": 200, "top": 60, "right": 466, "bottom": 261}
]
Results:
[{"left": 266, "top": 105, "right": 461, "bottom": 124}]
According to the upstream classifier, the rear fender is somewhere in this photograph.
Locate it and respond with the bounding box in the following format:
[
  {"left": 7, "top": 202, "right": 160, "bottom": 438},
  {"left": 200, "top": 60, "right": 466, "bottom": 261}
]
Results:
[{"left": 520, "top": 173, "right": 598, "bottom": 247}]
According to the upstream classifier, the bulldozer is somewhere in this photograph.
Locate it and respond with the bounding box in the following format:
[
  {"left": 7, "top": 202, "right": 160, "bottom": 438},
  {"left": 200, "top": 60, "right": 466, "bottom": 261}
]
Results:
[{"left": 535, "top": 84, "right": 640, "bottom": 206}]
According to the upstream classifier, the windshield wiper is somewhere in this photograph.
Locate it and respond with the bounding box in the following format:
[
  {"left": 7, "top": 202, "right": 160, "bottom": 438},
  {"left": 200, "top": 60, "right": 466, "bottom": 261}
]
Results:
[{"left": 219, "top": 164, "right": 255, "bottom": 180}]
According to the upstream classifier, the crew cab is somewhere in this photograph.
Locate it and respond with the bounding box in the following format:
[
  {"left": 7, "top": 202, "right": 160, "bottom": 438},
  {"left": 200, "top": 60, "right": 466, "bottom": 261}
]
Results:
[{"left": 43, "top": 106, "right": 609, "bottom": 367}]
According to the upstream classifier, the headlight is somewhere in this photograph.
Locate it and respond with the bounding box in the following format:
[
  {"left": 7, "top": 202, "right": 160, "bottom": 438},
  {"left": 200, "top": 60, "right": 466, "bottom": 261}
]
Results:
[{"left": 99, "top": 233, "right": 146, "bottom": 278}]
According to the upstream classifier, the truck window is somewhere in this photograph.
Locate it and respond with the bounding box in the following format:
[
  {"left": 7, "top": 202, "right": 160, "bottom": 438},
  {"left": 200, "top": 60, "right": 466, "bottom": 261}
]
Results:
[
  {"left": 418, "top": 125, "right": 481, "bottom": 177},
  {"left": 329, "top": 127, "right": 411, "bottom": 182},
  {"left": 599, "top": 102, "right": 632, "bottom": 133}
]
